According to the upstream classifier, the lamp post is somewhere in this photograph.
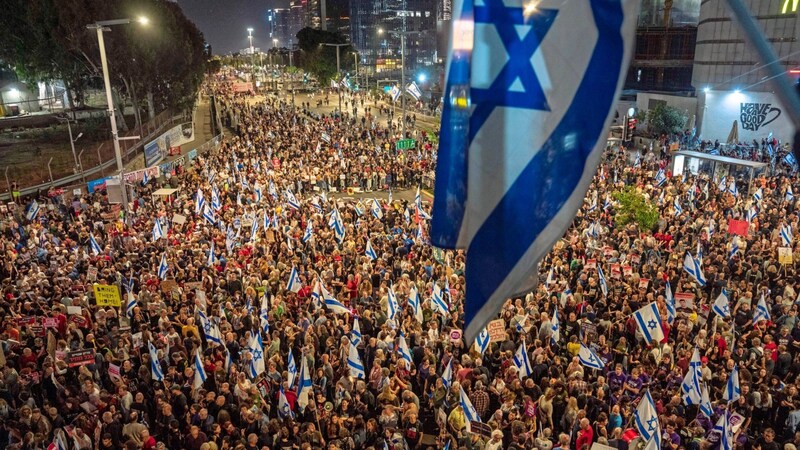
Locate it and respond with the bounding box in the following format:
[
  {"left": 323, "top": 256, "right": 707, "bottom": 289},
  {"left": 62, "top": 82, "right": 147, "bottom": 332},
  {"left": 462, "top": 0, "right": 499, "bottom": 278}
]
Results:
[
  {"left": 247, "top": 28, "right": 256, "bottom": 91},
  {"left": 273, "top": 39, "right": 279, "bottom": 91},
  {"left": 56, "top": 116, "right": 83, "bottom": 172},
  {"left": 389, "top": 30, "right": 421, "bottom": 139},
  {"left": 86, "top": 17, "right": 148, "bottom": 220},
  {"left": 321, "top": 43, "right": 348, "bottom": 114}
]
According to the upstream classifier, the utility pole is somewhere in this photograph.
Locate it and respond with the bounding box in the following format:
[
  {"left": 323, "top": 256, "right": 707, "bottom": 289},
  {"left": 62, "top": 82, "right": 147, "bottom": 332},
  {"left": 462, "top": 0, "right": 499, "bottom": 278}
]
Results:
[
  {"left": 321, "top": 43, "right": 348, "bottom": 114},
  {"left": 389, "top": 30, "right": 421, "bottom": 138},
  {"left": 248, "top": 28, "right": 256, "bottom": 92}
]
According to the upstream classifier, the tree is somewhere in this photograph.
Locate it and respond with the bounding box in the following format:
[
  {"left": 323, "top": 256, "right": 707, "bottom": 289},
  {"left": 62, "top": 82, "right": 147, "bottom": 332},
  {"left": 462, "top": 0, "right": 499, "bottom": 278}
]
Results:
[
  {"left": 612, "top": 187, "right": 659, "bottom": 232},
  {"left": 295, "top": 27, "right": 354, "bottom": 84},
  {"left": 644, "top": 104, "right": 687, "bottom": 136}
]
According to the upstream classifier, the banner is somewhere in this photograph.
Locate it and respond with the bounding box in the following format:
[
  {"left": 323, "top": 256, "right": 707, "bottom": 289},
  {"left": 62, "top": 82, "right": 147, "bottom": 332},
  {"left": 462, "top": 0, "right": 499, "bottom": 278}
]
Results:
[
  {"left": 145, "top": 122, "right": 195, "bottom": 167},
  {"left": 93, "top": 284, "right": 121, "bottom": 307},
  {"left": 728, "top": 219, "right": 749, "bottom": 236},
  {"left": 67, "top": 349, "right": 96, "bottom": 367}
]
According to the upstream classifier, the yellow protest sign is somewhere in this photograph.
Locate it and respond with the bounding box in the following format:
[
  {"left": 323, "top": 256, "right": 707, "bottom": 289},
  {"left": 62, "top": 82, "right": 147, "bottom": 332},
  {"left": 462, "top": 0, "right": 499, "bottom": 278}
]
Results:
[
  {"left": 778, "top": 247, "right": 793, "bottom": 264},
  {"left": 93, "top": 284, "right": 121, "bottom": 307}
]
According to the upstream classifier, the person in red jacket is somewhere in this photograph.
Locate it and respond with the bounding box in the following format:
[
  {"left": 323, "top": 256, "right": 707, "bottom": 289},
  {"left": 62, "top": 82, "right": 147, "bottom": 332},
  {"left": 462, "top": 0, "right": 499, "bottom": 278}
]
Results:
[{"left": 576, "top": 418, "right": 594, "bottom": 450}]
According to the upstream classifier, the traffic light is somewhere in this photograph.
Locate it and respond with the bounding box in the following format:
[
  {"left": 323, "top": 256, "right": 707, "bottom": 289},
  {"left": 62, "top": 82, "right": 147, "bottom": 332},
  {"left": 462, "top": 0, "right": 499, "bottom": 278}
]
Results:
[{"left": 624, "top": 116, "right": 637, "bottom": 141}]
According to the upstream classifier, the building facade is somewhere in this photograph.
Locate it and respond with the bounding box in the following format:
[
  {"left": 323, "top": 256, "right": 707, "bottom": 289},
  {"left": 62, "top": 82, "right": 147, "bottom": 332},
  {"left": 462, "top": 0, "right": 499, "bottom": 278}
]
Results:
[{"left": 693, "top": 0, "right": 800, "bottom": 142}]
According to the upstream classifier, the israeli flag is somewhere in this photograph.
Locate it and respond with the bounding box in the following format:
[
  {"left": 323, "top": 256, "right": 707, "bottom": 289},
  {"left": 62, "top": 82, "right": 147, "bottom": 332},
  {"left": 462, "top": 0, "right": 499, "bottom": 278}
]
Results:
[
  {"left": 387, "top": 287, "right": 400, "bottom": 321},
  {"left": 287, "top": 350, "right": 297, "bottom": 388},
  {"left": 25, "top": 200, "right": 40, "bottom": 221},
  {"left": 302, "top": 220, "right": 313, "bottom": 243},
  {"left": 158, "top": 253, "right": 169, "bottom": 280},
  {"left": 330, "top": 79, "right": 339, "bottom": 88},
  {"left": 263, "top": 211, "right": 271, "bottom": 230},
  {"left": 753, "top": 187, "right": 763, "bottom": 203},
  {"left": 673, "top": 197, "right": 682, "bottom": 216},
  {"left": 278, "top": 385, "right": 294, "bottom": 419},
  {"left": 152, "top": 220, "right": 166, "bottom": 242},
  {"left": 723, "top": 364, "right": 741, "bottom": 403},
  {"left": 681, "top": 348, "right": 703, "bottom": 405},
  {"left": 397, "top": 332, "right": 413, "bottom": 368},
  {"left": 203, "top": 204, "right": 216, "bottom": 226},
  {"left": 269, "top": 180, "right": 278, "bottom": 199},
  {"left": 654, "top": 168, "right": 666, "bottom": 187},
  {"left": 459, "top": 386, "right": 481, "bottom": 426},
  {"left": 193, "top": 349, "right": 207, "bottom": 389},
  {"left": 551, "top": 307, "right": 560, "bottom": 345},
  {"left": 286, "top": 266, "right": 302, "bottom": 293},
  {"left": 320, "top": 132, "right": 331, "bottom": 144},
  {"left": 728, "top": 180, "right": 738, "bottom": 197},
  {"left": 587, "top": 195, "right": 597, "bottom": 213},
  {"left": 409, "top": 285, "right": 424, "bottom": 324},
  {"left": 125, "top": 292, "right": 137, "bottom": 319},
  {"left": 711, "top": 289, "right": 731, "bottom": 319},
  {"left": 260, "top": 293, "right": 270, "bottom": 335},
  {"left": 597, "top": 265, "right": 608, "bottom": 297},
  {"left": 717, "top": 175, "right": 727, "bottom": 191},
  {"left": 513, "top": 341, "right": 533, "bottom": 380},
  {"left": 578, "top": 343, "right": 605, "bottom": 370},
  {"left": 370, "top": 198, "right": 383, "bottom": 219},
  {"left": 390, "top": 85, "right": 401, "bottom": 102},
  {"left": 365, "top": 239, "right": 378, "bottom": 260},
  {"left": 330, "top": 209, "right": 346, "bottom": 244},
  {"left": 431, "top": 283, "right": 450, "bottom": 317},
  {"left": 746, "top": 205, "right": 758, "bottom": 222},
  {"left": 206, "top": 242, "right": 215, "bottom": 267},
  {"left": 753, "top": 293, "right": 770, "bottom": 324},
  {"left": 149, "top": 342, "right": 164, "bottom": 381},
  {"left": 634, "top": 152, "right": 642, "bottom": 168},
  {"left": 475, "top": 326, "right": 491, "bottom": 355},
  {"left": 324, "top": 294, "right": 351, "bottom": 315},
  {"left": 729, "top": 239, "right": 740, "bottom": 260},
  {"left": 348, "top": 341, "right": 365, "bottom": 378},
  {"left": 682, "top": 252, "right": 706, "bottom": 286},
  {"left": 296, "top": 352, "right": 313, "bottom": 410},
  {"left": 285, "top": 189, "right": 301, "bottom": 210},
  {"left": 634, "top": 390, "right": 661, "bottom": 445},
  {"left": 200, "top": 315, "right": 223, "bottom": 346},
  {"left": 351, "top": 318, "right": 363, "bottom": 346},
  {"left": 248, "top": 332, "right": 265, "bottom": 378},
  {"left": 786, "top": 185, "right": 794, "bottom": 203},
  {"left": 603, "top": 194, "right": 612, "bottom": 211},
  {"left": 785, "top": 152, "right": 798, "bottom": 168},
  {"left": 700, "top": 384, "right": 713, "bottom": 418},
  {"left": 664, "top": 281, "right": 675, "bottom": 325},
  {"left": 89, "top": 233, "right": 102, "bottom": 256},
  {"left": 717, "top": 412, "right": 734, "bottom": 450},
  {"left": 354, "top": 202, "right": 364, "bottom": 216},
  {"left": 254, "top": 185, "right": 262, "bottom": 203},
  {"left": 211, "top": 187, "right": 221, "bottom": 210},
  {"left": 781, "top": 224, "right": 793, "bottom": 246},
  {"left": 406, "top": 81, "right": 423, "bottom": 100},
  {"left": 442, "top": 359, "right": 453, "bottom": 389},
  {"left": 633, "top": 302, "right": 664, "bottom": 343}
]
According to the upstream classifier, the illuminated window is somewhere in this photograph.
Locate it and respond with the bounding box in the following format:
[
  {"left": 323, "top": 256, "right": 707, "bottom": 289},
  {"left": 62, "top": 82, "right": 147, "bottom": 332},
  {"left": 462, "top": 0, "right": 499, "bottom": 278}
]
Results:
[{"left": 783, "top": 0, "right": 799, "bottom": 13}]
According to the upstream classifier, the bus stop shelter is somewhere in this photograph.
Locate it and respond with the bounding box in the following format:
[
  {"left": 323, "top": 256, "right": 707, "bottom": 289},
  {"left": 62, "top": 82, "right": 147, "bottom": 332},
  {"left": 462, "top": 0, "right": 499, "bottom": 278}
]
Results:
[{"left": 670, "top": 150, "right": 768, "bottom": 193}]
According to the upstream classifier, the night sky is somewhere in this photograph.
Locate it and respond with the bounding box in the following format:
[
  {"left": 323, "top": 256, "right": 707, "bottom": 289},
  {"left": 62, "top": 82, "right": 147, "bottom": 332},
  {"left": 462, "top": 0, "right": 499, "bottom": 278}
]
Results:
[{"left": 179, "top": 0, "right": 289, "bottom": 54}]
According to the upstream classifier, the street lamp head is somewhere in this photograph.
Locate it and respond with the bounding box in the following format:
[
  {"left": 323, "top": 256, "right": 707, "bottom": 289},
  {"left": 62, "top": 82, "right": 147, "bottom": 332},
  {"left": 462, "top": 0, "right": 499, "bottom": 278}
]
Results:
[
  {"left": 247, "top": 27, "right": 254, "bottom": 33},
  {"left": 417, "top": 73, "right": 426, "bottom": 83},
  {"left": 75, "top": 132, "right": 84, "bottom": 141},
  {"left": 137, "top": 16, "right": 149, "bottom": 25},
  {"left": 378, "top": 28, "right": 384, "bottom": 35}
]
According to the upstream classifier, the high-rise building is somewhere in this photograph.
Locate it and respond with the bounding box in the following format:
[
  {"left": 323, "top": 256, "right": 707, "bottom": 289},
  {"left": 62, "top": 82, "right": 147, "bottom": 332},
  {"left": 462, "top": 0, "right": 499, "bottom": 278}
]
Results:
[
  {"left": 273, "top": 1, "right": 307, "bottom": 49},
  {"left": 327, "top": 0, "right": 351, "bottom": 40},
  {"left": 349, "top": 0, "right": 438, "bottom": 75},
  {"left": 266, "top": 9, "right": 276, "bottom": 39}
]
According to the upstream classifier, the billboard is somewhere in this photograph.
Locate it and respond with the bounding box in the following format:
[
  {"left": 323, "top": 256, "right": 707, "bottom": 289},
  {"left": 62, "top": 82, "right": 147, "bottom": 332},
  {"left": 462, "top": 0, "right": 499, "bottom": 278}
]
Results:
[
  {"left": 700, "top": 90, "right": 796, "bottom": 143},
  {"left": 144, "top": 122, "right": 195, "bottom": 167}
]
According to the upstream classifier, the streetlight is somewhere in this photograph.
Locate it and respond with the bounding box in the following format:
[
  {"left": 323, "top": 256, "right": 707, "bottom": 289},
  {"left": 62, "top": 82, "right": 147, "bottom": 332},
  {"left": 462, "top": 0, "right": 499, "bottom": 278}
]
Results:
[
  {"left": 321, "top": 43, "right": 348, "bottom": 113},
  {"left": 55, "top": 116, "right": 83, "bottom": 171},
  {"left": 247, "top": 28, "right": 256, "bottom": 91},
  {"left": 273, "top": 39, "right": 279, "bottom": 90},
  {"left": 389, "top": 30, "right": 422, "bottom": 138},
  {"left": 86, "top": 17, "right": 148, "bottom": 220}
]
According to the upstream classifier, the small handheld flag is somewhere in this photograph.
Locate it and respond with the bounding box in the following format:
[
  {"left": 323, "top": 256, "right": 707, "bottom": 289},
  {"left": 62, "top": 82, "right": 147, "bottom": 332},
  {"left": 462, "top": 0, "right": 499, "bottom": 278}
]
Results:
[
  {"left": 512, "top": 341, "right": 533, "bottom": 380},
  {"left": 578, "top": 343, "right": 605, "bottom": 370},
  {"left": 633, "top": 302, "right": 664, "bottom": 343}
]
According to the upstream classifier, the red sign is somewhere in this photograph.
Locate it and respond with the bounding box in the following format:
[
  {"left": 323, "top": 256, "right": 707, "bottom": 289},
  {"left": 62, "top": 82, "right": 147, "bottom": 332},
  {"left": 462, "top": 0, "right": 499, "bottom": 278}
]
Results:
[
  {"left": 623, "top": 265, "right": 633, "bottom": 277},
  {"left": 42, "top": 317, "right": 58, "bottom": 328},
  {"left": 728, "top": 219, "right": 749, "bottom": 236},
  {"left": 168, "top": 146, "right": 181, "bottom": 156},
  {"left": 639, "top": 278, "right": 650, "bottom": 290},
  {"left": 585, "top": 259, "right": 597, "bottom": 269},
  {"left": 610, "top": 264, "right": 621, "bottom": 279},
  {"left": 272, "top": 158, "right": 281, "bottom": 170}
]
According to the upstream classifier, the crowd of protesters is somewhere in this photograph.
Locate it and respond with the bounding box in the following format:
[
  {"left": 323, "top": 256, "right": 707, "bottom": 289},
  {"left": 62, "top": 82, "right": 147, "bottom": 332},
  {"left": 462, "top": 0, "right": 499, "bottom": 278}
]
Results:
[{"left": 1, "top": 80, "right": 800, "bottom": 450}]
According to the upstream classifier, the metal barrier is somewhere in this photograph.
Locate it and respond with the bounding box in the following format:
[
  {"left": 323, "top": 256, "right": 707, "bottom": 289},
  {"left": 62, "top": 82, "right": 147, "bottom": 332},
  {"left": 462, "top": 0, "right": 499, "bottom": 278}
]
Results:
[{"left": 0, "top": 111, "right": 185, "bottom": 201}]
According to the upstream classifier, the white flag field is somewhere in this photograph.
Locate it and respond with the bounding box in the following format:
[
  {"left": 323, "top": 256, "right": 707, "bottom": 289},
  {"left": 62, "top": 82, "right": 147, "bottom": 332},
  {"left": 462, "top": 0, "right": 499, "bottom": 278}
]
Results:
[{"left": 431, "top": 0, "right": 639, "bottom": 342}]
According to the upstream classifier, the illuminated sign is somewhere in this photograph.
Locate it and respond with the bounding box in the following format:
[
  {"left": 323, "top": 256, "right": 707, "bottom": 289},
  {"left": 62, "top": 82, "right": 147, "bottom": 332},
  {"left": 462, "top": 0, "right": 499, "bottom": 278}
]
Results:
[{"left": 783, "top": 0, "right": 798, "bottom": 13}]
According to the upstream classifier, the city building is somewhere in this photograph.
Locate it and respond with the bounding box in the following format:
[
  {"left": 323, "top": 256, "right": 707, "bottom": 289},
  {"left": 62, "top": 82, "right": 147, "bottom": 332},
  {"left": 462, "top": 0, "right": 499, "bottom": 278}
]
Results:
[
  {"left": 273, "top": 2, "right": 307, "bottom": 49},
  {"left": 349, "top": 0, "right": 438, "bottom": 77},
  {"left": 693, "top": 0, "right": 800, "bottom": 143}
]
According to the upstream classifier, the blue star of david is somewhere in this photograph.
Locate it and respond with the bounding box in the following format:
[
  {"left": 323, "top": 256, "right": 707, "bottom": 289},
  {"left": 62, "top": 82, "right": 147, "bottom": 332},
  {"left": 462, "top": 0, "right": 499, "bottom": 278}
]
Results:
[
  {"left": 722, "top": 305, "right": 729, "bottom": 314},
  {"left": 588, "top": 354, "right": 597, "bottom": 363},
  {"left": 469, "top": 1, "right": 558, "bottom": 141},
  {"left": 647, "top": 319, "right": 658, "bottom": 330},
  {"left": 646, "top": 417, "right": 658, "bottom": 432},
  {"left": 204, "top": 322, "right": 212, "bottom": 333},
  {"left": 253, "top": 349, "right": 263, "bottom": 361}
]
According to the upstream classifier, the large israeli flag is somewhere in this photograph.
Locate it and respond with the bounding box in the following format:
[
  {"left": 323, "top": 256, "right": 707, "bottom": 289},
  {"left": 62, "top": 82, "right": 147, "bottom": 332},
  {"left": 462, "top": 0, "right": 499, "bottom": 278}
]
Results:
[
  {"left": 365, "top": 239, "right": 378, "bottom": 260},
  {"left": 781, "top": 224, "right": 793, "bottom": 246},
  {"left": 351, "top": 318, "right": 363, "bottom": 346},
  {"left": 406, "top": 81, "right": 423, "bottom": 100},
  {"left": 475, "top": 326, "right": 491, "bottom": 354},
  {"left": 397, "top": 332, "right": 413, "bottom": 368},
  {"left": 278, "top": 386, "right": 294, "bottom": 419},
  {"left": 286, "top": 266, "right": 302, "bottom": 293},
  {"left": 158, "top": 253, "right": 169, "bottom": 280},
  {"left": 409, "top": 285, "right": 423, "bottom": 324},
  {"left": 713, "top": 289, "right": 730, "bottom": 318},
  {"left": 89, "top": 234, "right": 102, "bottom": 256},
  {"left": 125, "top": 292, "right": 137, "bottom": 319},
  {"left": 460, "top": 386, "right": 481, "bottom": 427},
  {"left": 297, "top": 352, "right": 313, "bottom": 411},
  {"left": 387, "top": 287, "right": 400, "bottom": 321},
  {"left": 152, "top": 220, "right": 166, "bottom": 242},
  {"left": 248, "top": 333, "right": 266, "bottom": 379},
  {"left": 633, "top": 302, "right": 664, "bottom": 343},
  {"left": 429, "top": 0, "right": 638, "bottom": 343},
  {"left": 682, "top": 252, "right": 706, "bottom": 287},
  {"left": 716, "top": 412, "right": 734, "bottom": 450},
  {"left": 700, "top": 384, "right": 713, "bottom": 418},
  {"left": 193, "top": 349, "right": 207, "bottom": 389},
  {"left": 432, "top": 283, "right": 449, "bottom": 316},
  {"left": 25, "top": 200, "right": 40, "bottom": 221},
  {"left": 634, "top": 390, "right": 660, "bottom": 445}
]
